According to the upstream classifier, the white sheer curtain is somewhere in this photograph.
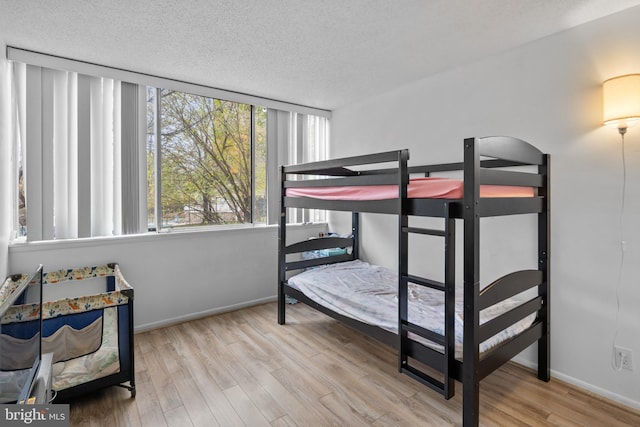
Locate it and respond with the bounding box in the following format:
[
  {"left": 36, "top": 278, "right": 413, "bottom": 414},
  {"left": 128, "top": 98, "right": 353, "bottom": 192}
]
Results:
[{"left": 12, "top": 64, "right": 128, "bottom": 241}]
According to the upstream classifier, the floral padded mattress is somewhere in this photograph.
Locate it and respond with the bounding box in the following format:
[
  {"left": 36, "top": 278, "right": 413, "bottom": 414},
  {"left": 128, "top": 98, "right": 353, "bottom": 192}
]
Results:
[
  {"left": 50, "top": 306, "right": 120, "bottom": 391},
  {"left": 287, "top": 260, "right": 535, "bottom": 358}
]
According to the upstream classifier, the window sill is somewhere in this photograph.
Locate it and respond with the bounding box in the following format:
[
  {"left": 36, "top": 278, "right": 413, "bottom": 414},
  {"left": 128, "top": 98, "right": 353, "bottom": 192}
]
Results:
[{"left": 8, "top": 222, "right": 328, "bottom": 252}]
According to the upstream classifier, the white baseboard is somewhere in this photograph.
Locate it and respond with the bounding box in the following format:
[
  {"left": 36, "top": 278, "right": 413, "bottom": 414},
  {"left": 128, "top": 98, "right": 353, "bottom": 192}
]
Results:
[
  {"left": 134, "top": 295, "right": 277, "bottom": 333},
  {"left": 512, "top": 356, "right": 640, "bottom": 412}
]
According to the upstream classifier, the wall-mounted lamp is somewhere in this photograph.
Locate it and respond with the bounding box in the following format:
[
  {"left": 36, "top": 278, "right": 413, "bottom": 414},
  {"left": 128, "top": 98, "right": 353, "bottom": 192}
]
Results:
[
  {"left": 603, "top": 74, "right": 640, "bottom": 135},
  {"left": 603, "top": 74, "right": 640, "bottom": 371}
]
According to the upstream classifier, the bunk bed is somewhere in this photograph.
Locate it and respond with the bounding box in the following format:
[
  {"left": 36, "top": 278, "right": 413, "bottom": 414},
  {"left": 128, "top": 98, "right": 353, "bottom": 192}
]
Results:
[{"left": 277, "top": 136, "right": 550, "bottom": 427}]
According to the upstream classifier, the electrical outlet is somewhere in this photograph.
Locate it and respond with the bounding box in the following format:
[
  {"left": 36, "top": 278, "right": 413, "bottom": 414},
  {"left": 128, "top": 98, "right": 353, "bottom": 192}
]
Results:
[{"left": 615, "top": 346, "right": 634, "bottom": 371}]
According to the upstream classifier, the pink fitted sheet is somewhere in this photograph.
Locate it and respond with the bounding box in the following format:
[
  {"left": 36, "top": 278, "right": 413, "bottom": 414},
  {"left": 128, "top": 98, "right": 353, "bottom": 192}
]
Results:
[{"left": 286, "top": 177, "right": 534, "bottom": 200}]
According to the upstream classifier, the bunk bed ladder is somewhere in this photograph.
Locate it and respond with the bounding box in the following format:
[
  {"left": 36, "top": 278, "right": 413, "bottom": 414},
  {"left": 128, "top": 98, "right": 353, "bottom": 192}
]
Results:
[{"left": 398, "top": 203, "right": 456, "bottom": 400}]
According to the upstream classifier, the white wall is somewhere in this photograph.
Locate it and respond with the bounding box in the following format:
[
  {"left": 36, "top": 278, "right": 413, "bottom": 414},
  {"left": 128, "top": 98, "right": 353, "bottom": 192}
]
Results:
[
  {"left": 330, "top": 7, "right": 640, "bottom": 410},
  {"left": 8, "top": 223, "right": 326, "bottom": 331}
]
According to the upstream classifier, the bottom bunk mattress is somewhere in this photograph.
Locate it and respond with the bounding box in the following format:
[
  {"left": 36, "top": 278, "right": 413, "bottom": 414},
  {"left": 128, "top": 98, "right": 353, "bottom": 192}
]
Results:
[{"left": 287, "top": 260, "right": 535, "bottom": 358}]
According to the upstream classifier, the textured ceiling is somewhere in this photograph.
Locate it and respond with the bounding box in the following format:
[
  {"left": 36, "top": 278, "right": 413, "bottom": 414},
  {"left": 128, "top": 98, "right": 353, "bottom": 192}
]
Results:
[{"left": 2, "top": 0, "right": 640, "bottom": 110}]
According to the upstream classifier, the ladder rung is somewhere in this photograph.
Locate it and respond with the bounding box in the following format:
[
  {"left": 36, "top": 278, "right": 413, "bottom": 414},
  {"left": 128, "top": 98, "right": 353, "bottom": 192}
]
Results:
[
  {"left": 402, "top": 226, "right": 446, "bottom": 236},
  {"left": 402, "top": 365, "right": 445, "bottom": 395},
  {"left": 402, "top": 321, "right": 445, "bottom": 346},
  {"left": 405, "top": 274, "right": 445, "bottom": 291}
]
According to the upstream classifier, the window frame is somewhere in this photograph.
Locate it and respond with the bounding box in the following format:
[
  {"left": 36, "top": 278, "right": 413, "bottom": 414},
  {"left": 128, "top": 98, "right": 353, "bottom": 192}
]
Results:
[{"left": 148, "top": 87, "right": 265, "bottom": 232}]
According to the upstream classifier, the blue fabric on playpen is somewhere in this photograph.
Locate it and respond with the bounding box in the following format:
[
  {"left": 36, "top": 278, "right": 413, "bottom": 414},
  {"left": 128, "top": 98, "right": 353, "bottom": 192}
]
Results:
[
  {"left": 117, "top": 305, "right": 130, "bottom": 371},
  {"left": 0, "top": 319, "right": 40, "bottom": 340},
  {"left": 42, "top": 310, "right": 103, "bottom": 338}
]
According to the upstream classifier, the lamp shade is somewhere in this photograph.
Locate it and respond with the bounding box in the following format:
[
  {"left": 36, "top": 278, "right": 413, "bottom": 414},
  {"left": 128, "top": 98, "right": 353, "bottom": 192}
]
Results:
[{"left": 603, "top": 74, "right": 640, "bottom": 127}]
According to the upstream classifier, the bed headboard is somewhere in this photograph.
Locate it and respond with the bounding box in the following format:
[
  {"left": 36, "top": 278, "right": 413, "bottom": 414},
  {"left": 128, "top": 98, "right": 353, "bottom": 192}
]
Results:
[
  {"left": 475, "top": 136, "right": 545, "bottom": 165},
  {"left": 283, "top": 235, "right": 356, "bottom": 272}
]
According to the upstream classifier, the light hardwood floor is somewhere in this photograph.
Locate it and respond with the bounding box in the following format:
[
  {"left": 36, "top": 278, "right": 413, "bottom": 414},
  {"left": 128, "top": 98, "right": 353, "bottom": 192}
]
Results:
[{"left": 68, "top": 302, "right": 640, "bottom": 426}]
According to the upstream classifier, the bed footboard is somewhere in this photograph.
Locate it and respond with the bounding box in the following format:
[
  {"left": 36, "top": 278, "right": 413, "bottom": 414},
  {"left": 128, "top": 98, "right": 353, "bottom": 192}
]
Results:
[
  {"left": 462, "top": 137, "right": 549, "bottom": 426},
  {"left": 474, "top": 270, "right": 546, "bottom": 379}
]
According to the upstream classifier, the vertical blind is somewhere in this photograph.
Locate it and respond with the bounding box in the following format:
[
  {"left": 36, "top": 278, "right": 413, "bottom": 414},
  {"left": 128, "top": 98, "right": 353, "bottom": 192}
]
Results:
[
  {"left": 12, "top": 63, "right": 144, "bottom": 241},
  {"left": 266, "top": 110, "right": 328, "bottom": 225}
]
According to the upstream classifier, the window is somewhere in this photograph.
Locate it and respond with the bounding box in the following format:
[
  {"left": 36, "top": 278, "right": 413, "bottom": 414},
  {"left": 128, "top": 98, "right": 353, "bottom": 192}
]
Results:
[
  {"left": 146, "top": 88, "right": 267, "bottom": 230},
  {"left": 8, "top": 48, "right": 329, "bottom": 242}
]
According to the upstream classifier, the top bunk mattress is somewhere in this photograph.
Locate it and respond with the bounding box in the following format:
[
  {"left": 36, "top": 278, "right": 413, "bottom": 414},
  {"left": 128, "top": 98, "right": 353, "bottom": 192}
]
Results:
[
  {"left": 285, "top": 177, "right": 534, "bottom": 201},
  {"left": 287, "top": 260, "right": 535, "bottom": 358}
]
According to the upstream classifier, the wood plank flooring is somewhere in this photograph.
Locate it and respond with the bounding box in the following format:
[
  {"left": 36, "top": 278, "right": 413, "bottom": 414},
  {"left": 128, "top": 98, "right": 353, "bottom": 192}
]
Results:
[{"left": 68, "top": 302, "right": 640, "bottom": 426}]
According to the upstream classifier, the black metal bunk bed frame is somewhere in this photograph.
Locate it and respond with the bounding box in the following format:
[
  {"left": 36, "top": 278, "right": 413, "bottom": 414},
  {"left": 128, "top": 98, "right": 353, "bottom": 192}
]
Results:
[{"left": 278, "top": 136, "right": 549, "bottom": 426}]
